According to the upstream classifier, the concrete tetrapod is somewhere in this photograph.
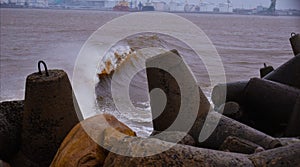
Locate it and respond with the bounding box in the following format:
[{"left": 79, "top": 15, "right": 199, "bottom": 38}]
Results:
[
  {"left": 146, "top": 50, "right": 210, "bottom": 141},
  {"left": 198, "top": 112, "right": 281, "bottom": 150},
  {"left": 103, "top": 136, "right": 254, "bottom": 167},
  {"left": 212, "top": 55, "right": 300, "bottom": 108},
  {"left": 211, "top": 81, "right": 248, "bottom": 108},
  {"left": 211, "top": 55, "right": 300, "bottom": 136},
  {"left": 0, "top": 100, "right": 24, "bottom": 162},
  {"left": 146, "top": 50, "right": 281, "bottom": 149},
  {"left": 11, "top": 65, "right": 83, "bottom": 167},
  {"left": 259, "top": 63, "right": 274, "bottom": 78},
  {"left": 264, "top": 55, "right": 300, "bottom": 89},
  {"left": 285, "top": 95, "right": 300, "bottom": 136},
  {"left": 219, "top": 136, "right": 264, "bottom": 154},
  {"left": 102, "top": 131, "right": 300, "bottom": 167},
  {"left": 150, "top": 130, "right": 196, "bottom": 146},
  {"left": 290, "top": 32, "right": 300, "bottom": 56},
  {"left": 243, "top": 78, "right": 300, "bottom": 136}
]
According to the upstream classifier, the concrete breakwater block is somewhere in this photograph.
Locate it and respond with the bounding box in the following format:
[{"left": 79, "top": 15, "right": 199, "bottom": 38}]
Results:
[
  {"left": 259, "top": 63, "right": 274, "bottom": 78},
  {"left": 198, "top": 112, "right": 281, "bottom": 150},
  {"left": 211, "top": 81, "right": 248, "bottom": 108},
  {"left": 290, "top": 32, "right": 300, "bottom": 56},
  {"left": 212, "top": 56, "right": 300, "bottom": 107},
  {"left": 248, "top": 142, "right": 300, "bottom": 167},
  {"left": 103, "top": 136, "right": 254, "bottom": 167},
  {"left": 219, "top": 136, "right": 265, "bottom": 154},
  {"left": 0, "top": 100, "right": 24, "bottom": 162},
  {"left": 211, "top": 55, "right": 300, "bottom": 137},
  {"left": 11, "top": 61, "right": 83, "bottom": 167},
  {"left": 150, "top": 130, "right": 196, "bottom": 146},
  {"left": 216, "top": 101, "right": 242, "bottom": 118},
  {"left": 145, "top": 50, "right": 281, "bottom": 150},
  {"left": 243, "top": 78, "right": 300, "bottom": 136},
  {"left": 39, "top": 51, "right": 300, "bottom": 166},
  {"left": 285, "top": 95, "right": 300, "bottom": 137},
  {"left": 264, "top": 55, "right": 300, "bottom": 89},
  {"left": 212, "top": 55, "right": 300, "bottom": 108},
  {"left": 50, "top": 113, "right": 295, "bottom": 166},
  {"left": 102, "top": 131, "right": 300, "bottom": 167},
  {"left": 146, "top": 49, "right": 210, "bottom": 141},
  {"left": 50, "top": 114, "right": 136, "bottom": 167}
]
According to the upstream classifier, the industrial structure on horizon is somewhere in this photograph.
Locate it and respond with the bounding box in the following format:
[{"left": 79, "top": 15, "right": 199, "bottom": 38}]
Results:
[{"left": 1, "top": 0, "right": 299, "bottom": 16}]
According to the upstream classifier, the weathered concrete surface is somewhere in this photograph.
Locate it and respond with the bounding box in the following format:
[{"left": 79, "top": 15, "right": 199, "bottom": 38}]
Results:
[
  {"left": 12, "top": 70, "right": 82, "bottom": 167},
  {"left": 264, "top": 55, "right": 300, "bottom": 89},
  {"left": 103, "top": 135, "right": 254, "bottom": 167},
  {"left": 146, "top": 50, "right": 282, "bottom": 150},
  {"left": 0, "top": 100, "right": 23, "bottom": 162},
  {"left": 211, "top": 81, "right": 248, "bottom": 107},
  {"left": 220, "top": 136, "right": 264, "bottom": 154},
  {"left": 277, "top": 137, "right": 300, "bottom": 146},
  {"left": 217, "top": 101, "right": 243, "bottom": 119},
  {"left": 146, "top": 50, "right": 210, "bottom": 142},
  {"left": 198, "top": 112, "right": 281, "bottom": 150},
  {"left": 150, "top": 130, "right": 196, "bottom": 146},
  {"left": 248, "top": 142, "right": 300, "bottom": 167},
  {"left": 290, "top": 33, "right": 300, "bottom": 56},
  {"left": 286, "top": 95, "right": 300, "bottom": 136},
  {"left": 50, "top": 114, "right": 136, "bottom": 167},
  {"left": 259, "top": 63, "right": 274, "bottom": 78},
  {"left": 243, "top": 78, "right": 300, "bottom": 136},
  {"left": 103, "top": 130, "right": 299, "bottom": 167}
]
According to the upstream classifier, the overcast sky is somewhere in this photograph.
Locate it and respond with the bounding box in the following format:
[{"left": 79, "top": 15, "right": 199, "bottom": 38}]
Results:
[{"left": 185, "top": 0, "right": 300, "bottom": 10}]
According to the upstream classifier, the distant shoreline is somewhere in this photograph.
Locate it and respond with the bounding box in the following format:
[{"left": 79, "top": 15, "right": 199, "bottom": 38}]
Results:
[{"left": 1, "top": 5, "right": 300, "bottom": 17}]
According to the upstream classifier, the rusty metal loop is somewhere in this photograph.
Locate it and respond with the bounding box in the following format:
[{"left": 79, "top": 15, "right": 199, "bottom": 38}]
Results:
[
  {"left": 291, "top": 32, "right": 296, "bottom": 37},
  {"left": 38, "top": 60, "right": 49, "bottom": 76}
]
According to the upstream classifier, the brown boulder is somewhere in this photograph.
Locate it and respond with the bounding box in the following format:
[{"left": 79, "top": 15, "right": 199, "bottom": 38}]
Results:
[{"left": 50, "top": 114, "right": 136, "bottom": 167}]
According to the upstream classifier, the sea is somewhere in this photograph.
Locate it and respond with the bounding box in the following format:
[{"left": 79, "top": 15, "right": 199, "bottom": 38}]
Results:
[{"left": 1, "top": 8, "right": 299, "bottom": 136}]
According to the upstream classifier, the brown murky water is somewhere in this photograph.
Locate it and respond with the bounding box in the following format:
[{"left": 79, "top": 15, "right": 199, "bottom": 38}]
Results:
[{"left": 1, "top": 8, "right": 299, "bottom": 135}]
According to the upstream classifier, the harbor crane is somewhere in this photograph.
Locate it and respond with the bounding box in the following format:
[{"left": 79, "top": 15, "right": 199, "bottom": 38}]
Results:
[{"left": 268, "top": 0, "right": 276, "bottom": 13}]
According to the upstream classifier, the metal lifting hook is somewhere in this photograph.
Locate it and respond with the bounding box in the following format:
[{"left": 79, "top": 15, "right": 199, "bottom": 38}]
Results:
[
  {"left": 38, "top": 60, "right": 49, "bottom": 76},
  {"left": 291, "top": 32, "right": 296, "bottom": 37}
]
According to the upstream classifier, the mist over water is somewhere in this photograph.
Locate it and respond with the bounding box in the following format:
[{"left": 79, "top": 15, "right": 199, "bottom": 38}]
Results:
[{"left": 1, "top": 8, "right": 299, "bottom": 136}]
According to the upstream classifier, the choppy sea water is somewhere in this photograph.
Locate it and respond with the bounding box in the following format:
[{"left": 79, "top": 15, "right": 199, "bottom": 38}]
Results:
[{"left": 1, "top": 8, "right": 299, "bottom": 136}]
